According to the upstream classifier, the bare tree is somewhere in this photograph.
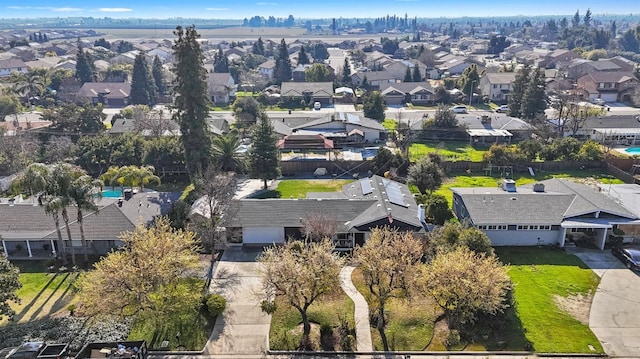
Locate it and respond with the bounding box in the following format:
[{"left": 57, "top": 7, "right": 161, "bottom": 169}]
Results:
[
  {"left": 301, "top": 212, "right": 338, "bottom": 242},
  {"left": 354, "top": 227, "right": 423, "bottom": 351}
]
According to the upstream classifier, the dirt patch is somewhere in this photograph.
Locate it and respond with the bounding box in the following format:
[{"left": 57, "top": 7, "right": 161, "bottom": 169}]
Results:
[
  {"left": 292, "top": 322, "right": 321, "bottom": 350},
  {"left": 554, "top": 293, "right": 593, "bottom": 325},
  {"left": 426, "top": 318, "right": 449, "bottom": 350}
]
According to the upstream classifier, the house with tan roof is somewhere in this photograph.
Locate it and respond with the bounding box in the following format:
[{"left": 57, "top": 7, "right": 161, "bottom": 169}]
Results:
[{"left": 77, "top": 82, "right": 131, "bottom": 107}]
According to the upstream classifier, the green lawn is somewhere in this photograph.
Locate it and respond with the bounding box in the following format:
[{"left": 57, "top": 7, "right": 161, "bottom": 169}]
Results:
[
  {"left": 1, "top": 261, "right": 80, "bottom": 325},
  {"left": 269, "top": 290, "right": 355, "bottom": 351},
  {"left": 127, "top": 278, "right": 214, "bottom": 351},
  {"left": 436, "top": 169, "right": 624, "bottom": 207},
  {"left": 496, "top": 247, "right": 603, "bottom": 353},
  {"left": 409, "top": 142, "right": 488, "bottom": 162},
  {"left": 382, "top": 119, "right": 398, "bottom": 131},
  {"left": 275, "top": 179, "right": 353, "bottom": 199}
]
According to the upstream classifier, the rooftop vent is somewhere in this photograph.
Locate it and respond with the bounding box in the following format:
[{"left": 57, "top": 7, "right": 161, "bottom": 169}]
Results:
[
  {"left": 501, "top": 179, "right": 516, "bottom": 193},
  {"left": 533, "top": 183, "right": 545, "bottom": 193}
]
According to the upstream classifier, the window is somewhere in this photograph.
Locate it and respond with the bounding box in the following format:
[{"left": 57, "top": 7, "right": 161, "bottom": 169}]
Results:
[{"left": 493, "top": 84, "right": 497, "bottom": 89}]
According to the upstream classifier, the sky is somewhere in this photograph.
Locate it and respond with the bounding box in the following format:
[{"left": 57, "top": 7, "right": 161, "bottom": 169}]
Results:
[{"left": 2, "top": 0, "right": 637, "bottom": 19}]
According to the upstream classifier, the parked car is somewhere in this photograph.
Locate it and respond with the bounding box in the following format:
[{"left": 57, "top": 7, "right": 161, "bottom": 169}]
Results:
[
  {"left": 450, "top": 105, "right": 467, "bottom": 113},
  {"left": 2, "top": 342, "right": 44, "bottom": 359},
  {"left": 313, "top": 102, "right": 321, "bottom": 110},
  {"left": 495, "top": 105, "right": 509, "bottom": 113},
  {"left": 612, "top": 245, "right": 640, "bottom": 270},
  {"left": 592, "top": 98, "right": 606, "bottom": 106}
]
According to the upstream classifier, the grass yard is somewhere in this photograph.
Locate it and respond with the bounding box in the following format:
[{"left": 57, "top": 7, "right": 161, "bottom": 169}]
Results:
[
  {"left": 382, "top": 119, "right": 398, "bottom": 131},
  {"left": 351, "top": 268, "right": 437, "bottom": 351},
  {"left": 127, "top": 278, "right": 214, "bottom": 351},
  {"left": 269, "top": 289, "right": 355, "bottom": 351},
  {"left": 1, "top": 261, "right": 80, "bottom": 326},
  {"left": 255, "top": 179, "right": 353, "bottom": 199},
  {"left": 409, "top": 142, "right": 487, "bottom": 162},
  {"left": 496, "top": 247, "right": 603, "bottom": 353}
]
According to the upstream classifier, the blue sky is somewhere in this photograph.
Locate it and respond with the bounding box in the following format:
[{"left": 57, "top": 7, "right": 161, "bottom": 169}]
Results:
[{"left": 3, "top": 0, "right": 636, "bottom": 19}]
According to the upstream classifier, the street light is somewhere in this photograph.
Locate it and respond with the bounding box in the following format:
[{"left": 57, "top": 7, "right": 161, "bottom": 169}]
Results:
[{"left": 469, "top": 80, "right": 477, "bottom": 107}]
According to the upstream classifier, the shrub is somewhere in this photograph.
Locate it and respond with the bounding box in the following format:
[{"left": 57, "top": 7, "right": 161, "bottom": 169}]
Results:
[
  {"left": 271, "top": 328, "right": 300, "bottom": 350},
  {"left": 204, "top": 294, "right": 226, "bottom": 317},
  {"left": 445, "top": 329, "right": 461, "bottom": 348},
  {"left": 260, "top": 300, "right": 277, "bottom": 314},
  {"left": 341, "top": 334, "right": 355, "bottom": 351}
]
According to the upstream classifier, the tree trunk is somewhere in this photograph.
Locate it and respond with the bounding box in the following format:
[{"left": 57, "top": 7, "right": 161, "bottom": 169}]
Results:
[
  {"left": 62, "top": 209, "right": 76, "bottom": 267},
  {"left": 53, "top": 212, "right": 67, "bottom": 265},
  {"left": 299, "top": 309, "right": 312, "bottom": 350},
  {"left": 378, "top": 304, "right": 389, "bottom": 351},
  {"left": 263, "top": 178, "right": 268, "bottom": 190},
  {"left": 78, "top": 210, "right": 88, "bottom": 263}
]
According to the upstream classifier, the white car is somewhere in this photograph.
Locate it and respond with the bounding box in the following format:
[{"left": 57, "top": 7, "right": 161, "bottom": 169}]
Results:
[
  {"left": 495, "top": 105, "right": 509, "bottom": 113},
  {"left": 450, "top": 105, "right": 467, "bottom": 113},
  {"left": 313, "top": 102, "right": 321, "bottom": 110},
  {"left": 592, "top": 98, "right": 606, "bottom": 106}
]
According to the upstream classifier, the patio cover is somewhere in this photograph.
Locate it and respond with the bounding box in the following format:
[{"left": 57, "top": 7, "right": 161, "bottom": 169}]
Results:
[{"left": 335, "top": 87, "right": 354, "bottom": 94}]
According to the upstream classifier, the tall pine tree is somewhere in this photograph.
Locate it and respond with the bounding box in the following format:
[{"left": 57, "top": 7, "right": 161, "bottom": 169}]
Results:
[
  {"left": 507, "top": 65, "right": 530, "bottom": 118},
  {"left": 342, "top": 57, "right": 351, "bottom": 85},
  {"left": 252, "top": 37, "right": 265, "bottom": 56},
  {"left": 520, "top": 67, "right": 547, "bottom": 120},
  {"left": 130, "top": 53, "right": 156, "bottom": 105},
  {"left": 172, "top": 25, "right": 212, "bottom": 178},
  {"left": 412, "top": 64, "right": 421, "bottom": 82},
  {"left": 298, "top": 46, "right": 310, "bottom": 65},
  {"left": 274, "top": 38, "right": 292, "bottom": 84},
  {"left": 152, "top": 56, "right": 166, "bottom": 97},
  {"left": 75, "top": 42, "right": 95, "bottom": 84},
  {"left": 249, "top": 112, "right": 280, "bottom": 189}
]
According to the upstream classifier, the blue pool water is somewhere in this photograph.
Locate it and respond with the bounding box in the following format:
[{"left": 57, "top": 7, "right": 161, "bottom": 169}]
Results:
[
  {"left": 625, "top": 147, "right": 640, "bottom": 154},
  {"left": 361, "top": 147, "right": 379, "bottom": 159},
  {"left": 102, "top": 189, "right": 123, "bottom": 198}
]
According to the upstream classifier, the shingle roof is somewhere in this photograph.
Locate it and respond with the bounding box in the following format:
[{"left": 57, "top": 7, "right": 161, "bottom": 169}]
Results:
[
  {"left": 379, "top": 82, "right": 434, "bottom": 95},
  {"left": 483, "top": 72, "right": 517, "bottom": 84},
  {"left": 78, "top": 82, "right": 131, "bottom": 99},
  {"left": 0, "top": 58, "right": 27, "bottom": 69},
  {"left": 280, "top": 82, "right": 333, "bottom": 97}
]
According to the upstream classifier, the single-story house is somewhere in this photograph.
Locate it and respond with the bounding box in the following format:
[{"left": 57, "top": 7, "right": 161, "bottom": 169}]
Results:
[
  {"left": 0, "top": 191, "right": 180, "bottom": 259},
  {"left": 351, "top": 70, "right": 396, "bottom": 88},
  {"left": 452, "top": 178, "right": 640, "bottom": 250},
  {"left": 288, "top": 112, "right": 385, "bottom": 147},
  {"left": 379, "top": 82, "right": 436, "bottom": 106},
  {"left": 280, "top": 81, "right": 333, "bottom": 106},
  {"left": 0, "top": 58, "right": 28, "bottom": 76},
  {"left": 222, "top": 175, "right": 426, "bottom": 249},
  {"left": 77, "top": 82, "right": 131, "bottom": 107}
]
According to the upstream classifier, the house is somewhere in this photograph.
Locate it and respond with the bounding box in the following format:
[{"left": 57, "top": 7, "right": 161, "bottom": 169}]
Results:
[
  {"left": 207, "top": 72, "right": 237, "bottom": 105},
  {"left": 277, "top": 134, "right": 334, "bottom": 150},
  {"left": 451, "top": 178, "right": 639, "bottom": 250},
  {"left": 379, "top": 82, "right": 436, "bottom": 106},
  {"left": 77, "top": 82, "right": 131, "bottom": 107},
  {"left": 605, "top": 56, "right": 638, "bottom": 72},
  {"left": 222, "top": 175, "right": 426, "bottom": 248},
  {"left": 258, "top": 59, "right": 276, "bottom": 80},
  {"left": 0, "top": 58, "right": 28, "bottom": 76},
  {"left": 289, "top": 112, "right": 385, "bottom": 147},
  {"left": 576, "top": 71, "right": 639, "bottom": 102},
  {"left": 435, "top": 57, "right": 471, "bottom": 76},
  {"left": 564, "top": 115, "right": 640, "bottom": 145},
  {"left": 0, "top": 191, "right": 180, "bottom": 259},
  {"left": 350, "top": 70, "right": 396, "bottom": 88},
  {"left": 479, "top": 72, "right": 517, "bottom": 103},
  {"left": 543, "top": 49, "right": 580, "bottom": 69},
  {"left": 280, "top": 82, "right": 333, "bottom": 106},
  {"left": 384, "top": 59, "right": 426, "bottom": 81},
  {"left": 567, "top": 59, "right": 621, "bottom": 80}
]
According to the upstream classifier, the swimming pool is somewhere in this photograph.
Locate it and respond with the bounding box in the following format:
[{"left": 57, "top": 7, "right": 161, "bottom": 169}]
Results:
[
  {"left": 625, "top": 147, "right": 640, "bottom": 154},
  {"left": 101, "top": 189, "right": 123, "bottom": 198}
]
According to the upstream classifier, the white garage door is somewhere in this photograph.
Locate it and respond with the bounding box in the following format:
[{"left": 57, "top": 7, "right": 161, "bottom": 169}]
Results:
[
  {"left": 243, "top": 227, "right": 285, "bottom": 245},
  {"left": 600, "top": 93, "right": 617, "bottom": 102}
]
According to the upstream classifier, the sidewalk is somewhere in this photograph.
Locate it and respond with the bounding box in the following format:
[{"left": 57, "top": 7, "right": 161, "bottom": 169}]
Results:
[{"left": 339, "top": 266, "right": 373, "bottom": 352}]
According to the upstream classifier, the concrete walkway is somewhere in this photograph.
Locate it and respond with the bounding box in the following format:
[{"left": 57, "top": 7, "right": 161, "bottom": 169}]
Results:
[
  {"left": 568, "top": 247, "right": 640, "bottom": 357},
  {"left": 205, "top": 248, "right": 271, "bottom": 355},
  {"left": 339, "top": 266, "right": 373, "bottom": 352}
]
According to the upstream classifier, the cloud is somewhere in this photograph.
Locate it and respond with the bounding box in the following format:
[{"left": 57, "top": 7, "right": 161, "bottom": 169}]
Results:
[
  {"left": 256, "top": 2, "right": 277, "bottom": 5},
  {"left": 205, "top": 7, "right": 229, "bottom": 11},
  {"left": 7, "top": 6, "right": 30, "bottom": 9},
  {"left": 98, "top": 7, "right": 133, "bottom": 12},
  {"left": 52, "top": 7, "right": 83, "bottom": 12}
]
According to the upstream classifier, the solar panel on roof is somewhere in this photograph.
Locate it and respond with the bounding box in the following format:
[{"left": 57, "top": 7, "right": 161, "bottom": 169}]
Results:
[
  {"left": 383, "top": 180, "right": 407, "bottom": 207},
  {"left": 360, "top": 179, "right": 373, "bottom": 195}
]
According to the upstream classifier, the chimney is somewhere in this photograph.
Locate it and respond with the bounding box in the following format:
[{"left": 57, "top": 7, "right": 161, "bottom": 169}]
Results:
[
  {"left": 123, "top": 189, "right": 133, "bottom": 200},
  {"left": 417, "top": 204, "right": 425, "bottom": 222}
]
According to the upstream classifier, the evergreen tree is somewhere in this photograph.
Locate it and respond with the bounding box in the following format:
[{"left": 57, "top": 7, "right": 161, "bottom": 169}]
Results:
[
  {"left": 298, "top": 46, "right": 310, "bottom": 65},
  {"left": 341, "top": 57, "right": 351, "bottom": 85},
  {"left": 274, "top": 38, "right": 292, "bottom": 84},
  {"left": 152, "top": 56, "right": 166, "bottom": 97},
  {"left": 560, "top": 17, "right": 568, "bottom": 29},
  {"left": 572, "top": 9, "right": 580, "bottom": 27},
  {"left": 252, "top": 37, "right": 265, "bottom": 56},
  {"left": 404, "top": 67, "right": 412, "bottom": 82},
  {"left": 75, "top": 42, "right": 95, "bottom": 84},
  {"left": 249, "top": 113, "right": 280, "bottom": 189},
  {"left": 412, "top": 64, "right": 421, "bottom": 82},
  {"left": 507, "top": 65, "right": 530, "bottom": 118},
  {"left": 43, "top": 33, "right": 48, "bottom": 42},
  {"left": 214, "top": 48, "right": 229, "bottom": 73},
  {"left": 130, "top": 53, "right": 156, "bottom": 105},
  {"left": 38, "top": 33, "right": 43, "bottom": 42},
  {"left": 584, "top": 8, "right": 592, "bottom": 27},
  {"left": 611, "top": 21, "right": 617, "bottom": 36},
  {"left": 361, "top": 74, "right": 369, "bottom": 89},
  {"left": 172, "top": 25, "right": 212, "bottom": 178},
  {"left": 520, "top": 68, "right": 547, "bottom": 120},
  {"left": 457, "top": 63, "right": 480, "bottom": 98},
  {"left": 363, "top": 91, "right": 386, "bottom": 121}
]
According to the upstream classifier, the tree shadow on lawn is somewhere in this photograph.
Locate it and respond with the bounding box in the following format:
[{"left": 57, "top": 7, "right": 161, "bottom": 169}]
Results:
[
  {"left": 12, "top": 274, "right": 59, "bottom": 323},
  {"left": 26, "top": 273, "right": 71, "bottom": 321},
  {"left": 495, "top": 246, "right": 589, "bottom": 269},
  {"left": 469, "top": 299, "right": 532, "bottom": 351}
]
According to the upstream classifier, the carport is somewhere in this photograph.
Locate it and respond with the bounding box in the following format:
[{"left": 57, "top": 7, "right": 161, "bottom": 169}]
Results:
[
  {"left": 561, "top": 220, "right": 610, "bottom": 250},
  {"left": 467, "top": 128, "right": 512, "bottom": 145}
]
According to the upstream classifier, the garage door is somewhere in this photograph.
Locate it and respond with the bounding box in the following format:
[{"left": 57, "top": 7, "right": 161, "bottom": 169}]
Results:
[
  {"left": 243, "top": 227, "right": 285, "bottom": 245},
  {"left": 600, "top": 93, "right": 617, "bottom": 102}
]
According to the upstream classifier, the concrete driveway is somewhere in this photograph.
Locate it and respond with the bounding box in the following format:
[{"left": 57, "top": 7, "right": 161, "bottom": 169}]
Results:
[
  {"left": 205, "top": 248, "right": 270, "bottom": 355},
  {"left": 570, "top": 247, "right": 640, "bottom": 357}
]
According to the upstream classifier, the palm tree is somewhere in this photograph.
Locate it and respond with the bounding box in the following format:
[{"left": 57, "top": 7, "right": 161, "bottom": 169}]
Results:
[
  {"left": 126, "top": 165, "right": 160, "bottom": 192},
  {"left": 70, "top": 175, "right": 103, "bottom": 262},
  {"left": 212, "top": 131, "right": 246, "bottom": 172},
  {"left": 12, "top": 73, "right": 45, "bottom": 103},
  {"left": 100, "top": 166, "right": 130, "bottom": 194},
  {"left": 50, "top": 163, "right": 78, "bottom": 267},
  {"left": 38, "top": 193, "right": 66, "bottom": 264}
]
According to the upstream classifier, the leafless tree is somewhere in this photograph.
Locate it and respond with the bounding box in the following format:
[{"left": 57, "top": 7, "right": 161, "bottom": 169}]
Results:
[{"left": 301, "top": 212, "right": 338, "bottom": 242}]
